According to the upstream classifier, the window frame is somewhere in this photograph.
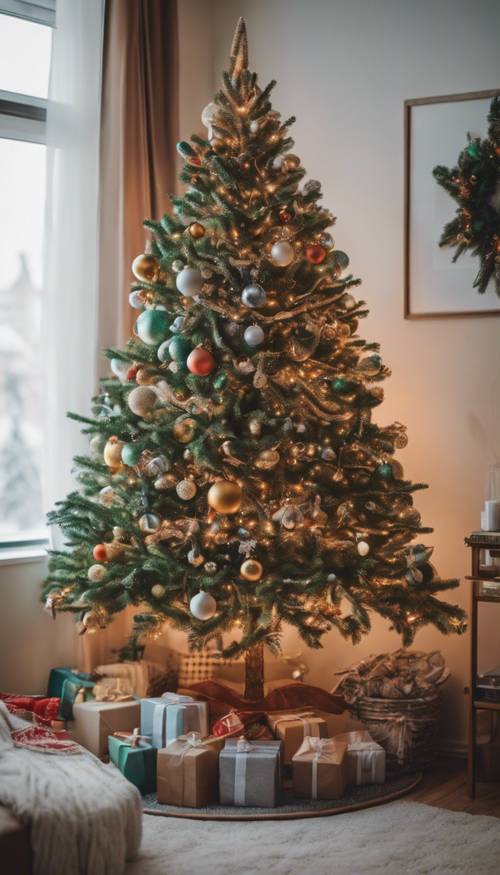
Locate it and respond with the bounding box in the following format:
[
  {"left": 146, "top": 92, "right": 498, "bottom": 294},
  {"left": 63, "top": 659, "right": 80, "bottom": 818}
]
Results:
[{"left": 0, "top": 6, "right": 54, "bottom": 554}]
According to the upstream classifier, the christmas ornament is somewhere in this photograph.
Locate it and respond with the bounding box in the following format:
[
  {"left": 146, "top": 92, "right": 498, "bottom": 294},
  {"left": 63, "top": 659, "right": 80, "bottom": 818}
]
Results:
[
  {"left": 249, "top": 119, "right": 259, "bottom": 133},
  {"left": 121, "top": 443, "right": 142, "bottom": 466},
  {"left": 240, "top": 558, "right": 263, "bottom": 581},
  {"left": 176, "top": 479, "right": 197, "bottom": 500},
  {"left": 235, "top": 356, "right": 254, "bottom": 374},
  {"left": 186, "top": 346, "right": 215, "bottom": 375},
  {"left": 168, "top": 335, "right": 192, "bottom": 365},
  {"left": 173, "top": 418, "right": 197, "bottom": 443},
  {"left": 241, "top": 282, "right": 267, "bottom": 308},
  {"left": 127, "top": 364, "right": 139, "bottom": 381},
  {"left": 188, "top": 548, "right": 204, "bottom": 566},
  {"left": 377, "top": 462, "right": 394, "bottom": 479},
  {"left": 272, "top": 155, "right": 283, "bottom": 170},
  {"left": 88, "top": 564, "right": 106, "bottom": 582},
  {"left": 204, "top": 561, "right": 217, "bottom": 574},
  {"left": 147, "top": 455, "right": 169, "bottom": 477},
  {"left": 189, "top": 590, "right": 217, "bottom": 620},
  {"left": 283, "top": 154, "right": 301, "bottom": 172},
  {"left": 139, "top": 513, "right": 160, "bottom": 533},
  {"left": 136, "top": 309, "right": 169, "bottom": 345},
  {"left": 110, "top": 358, "right": 128, "bottom": 380},
  {"left": 270, "top": 240, "right": 294, "bottom": 267},
  {"left": 82, "top": 610, "right": 101, "bottom": 631},
  {"left": 176, "top": 267, "right": 202, "bottom": 297},
  {"left": 128, "top": 386, "right": 157, "bottom": 416},
  {"left": 332, "top": 378, "right": 352, "bottom": 393},
  {"left": 357, "top": 540, "right": 370, "bottom": 557},
  {"left": 171, "top": 259, "right": 184, "bottom": 273},
  {"left": 244, "top": 324, "right": 265, "bottom": 347},
  {"left": 214, "top": 372, "right": 228, "bottom": 390},
  {"left": 255, "top": 449, "right": 280, "bottom": 469},
  {"left": 151, "top": 583, "right": 166, "bottom": 599},
  {"left": 154, "top": 473, "right": 177, "bottom": 491},
  {"left": 207, "top": 480, "right": 242, "bottom": 514},
  {"left": 99, "top": 486, "right": 115, "bottom": 506},
  {"left": 112, "top": 526, "right": 126, "bottom": 540},
  {"left": 128, "top": 290, "right": 145, "bottom": 309},
  {"left": 157, "top": 339, "right": 172, "bottom": 362},
  {"left": 201, "top": 101, "right": 219, "bottom": 139},
  {"left": 103, "top": 437, "right": 124, "bottom": 469},
  {"left": 188, "top": 222, "right": 206, "bottom": 239},
  {"left": 306, "top": 243, "right": 327, "bottom": 264},
  {"left": 303, "top": 179, "right": 321, "bottom": 195},
  {"left": 131, "top": 254, "right": 159, "bottom": 283},
  {"left": 89, "top": 434, "right": 105, "bottom": 457},
  {"left": 93, "top": 544, "right": 107, "bottom": 563},
  {"left": 248, "top": 418, "right": 262, "bottom": 436},
  {"left": 278, "top": 208, "right": 292, "bottom": 224}
]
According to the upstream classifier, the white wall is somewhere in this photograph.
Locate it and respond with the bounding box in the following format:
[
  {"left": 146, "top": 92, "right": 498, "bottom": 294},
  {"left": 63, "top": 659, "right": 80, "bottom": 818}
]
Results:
[{"left": 208, "top": 0, "right": 500, "bottom": 749}]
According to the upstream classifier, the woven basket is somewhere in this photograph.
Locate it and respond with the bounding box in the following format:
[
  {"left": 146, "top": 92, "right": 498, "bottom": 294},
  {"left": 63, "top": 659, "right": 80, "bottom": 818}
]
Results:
[{"left": 352, "top": 693, "right": 441, "bottom": 772}]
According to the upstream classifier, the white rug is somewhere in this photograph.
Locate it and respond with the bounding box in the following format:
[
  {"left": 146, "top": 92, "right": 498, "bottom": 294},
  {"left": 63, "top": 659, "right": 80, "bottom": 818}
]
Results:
[{"left": 126, "top": 801, "right": 500, "bottom": 875}]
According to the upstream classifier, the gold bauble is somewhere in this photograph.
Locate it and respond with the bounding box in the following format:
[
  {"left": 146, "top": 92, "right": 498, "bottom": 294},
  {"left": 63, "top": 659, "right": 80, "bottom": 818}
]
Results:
[
  {"left": 188, "top": 222, "right": 206, "bottom": 239},
  {"left": 283, "top": 154, "right": 301, "bottom": 172},
  {"left": 207, "top": 480, "right": 242, "bottom": 514},
  {"left": 136, "top": 367, "right": 155, "bottom": 385},
  {"left": 103, "top": 436, "right": 124, "bottom": 469},
  {"left": 131, "top": 253, "right": 159, "bottom": 283},
  {"left": 255, "top": 449, "right": 280, "bottom": 470},
  {"left": 240, "top": 559, "right": 263, "bottom": 581},
  {"left": 173, "top": 418, "right": 197, "bottom": 443}
]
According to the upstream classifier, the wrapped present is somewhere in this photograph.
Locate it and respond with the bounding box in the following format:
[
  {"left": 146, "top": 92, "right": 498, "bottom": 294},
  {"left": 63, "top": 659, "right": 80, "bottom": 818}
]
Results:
[
  {"left": 47, "top": 667, "right": 93, "bottom": 699},
  {"left": 59, "top": 676, "right": 95, "bottom": 720},
  {"left": 108, "top": 731, "right": 157, "bottom": 794},
  {"left": 292, "top": 737, "right": 348, "bottom": 800},
  {"left": 140, "top": 694, "right": 209, "bottom": 748},
  {"left": 219, "top": 738, "right": 282, "bottom": 807},
  {"left": 334, "top": 730, "right": 386, "bottom": 785},
  {"left": 72, "top": 699, "right": 140, "bottom": 758},
  {"left": 157, "top": 732, "right": 224, "bottom": 807},
  {"left": 266, "top": 710, "right": 328, "bottom": 764},
  {"left": 213, "top": 710, "right": 245, "bottom": 738}
]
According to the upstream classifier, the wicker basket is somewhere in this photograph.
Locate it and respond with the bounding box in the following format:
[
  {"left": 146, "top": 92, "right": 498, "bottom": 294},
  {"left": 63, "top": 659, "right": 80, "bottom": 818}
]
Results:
[{"left": 352, "top": 693, "right": 441, "bottom": 773}]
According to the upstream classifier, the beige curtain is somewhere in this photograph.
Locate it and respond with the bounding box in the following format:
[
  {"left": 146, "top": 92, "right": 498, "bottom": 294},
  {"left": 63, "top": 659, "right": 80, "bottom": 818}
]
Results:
[{"left": 80, "top": 0, "right": 179, "bottom": 673}]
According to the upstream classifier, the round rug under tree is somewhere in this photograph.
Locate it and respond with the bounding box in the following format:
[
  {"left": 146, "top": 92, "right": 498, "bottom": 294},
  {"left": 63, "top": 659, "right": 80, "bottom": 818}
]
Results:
[{"left": 143, "top": 772, "right": 421, "bottom": 821}]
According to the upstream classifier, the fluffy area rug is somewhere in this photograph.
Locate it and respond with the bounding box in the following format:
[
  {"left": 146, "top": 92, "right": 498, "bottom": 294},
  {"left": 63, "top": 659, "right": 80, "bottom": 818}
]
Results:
[{"left": 127, "top": 801, "right": 500, "bottom": 875}]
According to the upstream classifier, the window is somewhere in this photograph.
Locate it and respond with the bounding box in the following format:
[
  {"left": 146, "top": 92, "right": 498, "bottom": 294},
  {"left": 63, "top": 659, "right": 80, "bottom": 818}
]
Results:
[{"left": 0, "top": 2, "right": 54, "bottom": 545}]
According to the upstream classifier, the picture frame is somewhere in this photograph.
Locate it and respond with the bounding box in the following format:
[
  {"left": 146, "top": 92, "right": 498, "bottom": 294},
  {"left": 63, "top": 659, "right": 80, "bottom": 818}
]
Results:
[{"left": 404, "top": 89, "right": 500, "bottom": 319}]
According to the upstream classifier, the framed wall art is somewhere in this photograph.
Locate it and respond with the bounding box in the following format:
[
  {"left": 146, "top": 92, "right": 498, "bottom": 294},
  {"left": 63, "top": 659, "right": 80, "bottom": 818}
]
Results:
[{"left": 404, "top": 89, "right": 500, "bottom": 319}]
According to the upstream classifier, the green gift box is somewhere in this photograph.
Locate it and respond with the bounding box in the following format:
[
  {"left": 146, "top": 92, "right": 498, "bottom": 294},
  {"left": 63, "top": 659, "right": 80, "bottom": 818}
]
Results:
[
  {"left": 108, "top": 734, "right": 157, "bottom": 794},
  {"left": 59, "top": 677, "right": 95, "bottom": 720},
  {"left": 47, "top": 666, "right": 93, "bottom": 700}
]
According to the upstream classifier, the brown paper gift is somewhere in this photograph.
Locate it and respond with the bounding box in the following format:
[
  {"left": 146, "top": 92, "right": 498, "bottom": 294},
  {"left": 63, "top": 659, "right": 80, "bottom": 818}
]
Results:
[
  {"left": 334, "top": 730, "right": 386, "bottom": 785},
  {"left": 72, "top": 699, "right": 140, "bottom": 758},
  {"left": 157, "top": 732, "right": 224, "bottom": 807},
  {"left": 292, "top": 737, "right": 348, "bottom": 800},
  {"left": 266, "top": 710, "right": 328, "bottom": 764}
]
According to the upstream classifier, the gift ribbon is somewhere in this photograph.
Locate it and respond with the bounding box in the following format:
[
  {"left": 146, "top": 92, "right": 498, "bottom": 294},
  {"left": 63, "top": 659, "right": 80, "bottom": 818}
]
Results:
[
  {"left": 233, "top": 737, "right": 254, "bottom": 805},
  {"left": 273, "top": 711, "right": 319, "bottom": 740},
  {"left": 153, "top": 702, "right": 167, "bottom": 748},
  {"left": 295, "top": 736, "right": 339, "bottom": 800},
  {"left": 175, "top": 732, "right": 209, "bottom": 805}
]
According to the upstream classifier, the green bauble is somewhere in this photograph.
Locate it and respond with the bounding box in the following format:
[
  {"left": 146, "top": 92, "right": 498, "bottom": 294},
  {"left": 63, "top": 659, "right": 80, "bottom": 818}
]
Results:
[
  {"left": 213, "top": 372, "right": 228, "bottom": 390},
  {"left": 136, "top": 309, "right": 169, "bottom": 345},
  {"left": 332, "top": 378, "right": 351, "bottom": 393},
  {"left": 377, "top": 462, "right": 393, "bottom": 479},
  {"left": 121, "top": 443, "right": 142, "bottom": 466},
  {"left": 168, "top": 335, "right": 192, "bottom": 364}
]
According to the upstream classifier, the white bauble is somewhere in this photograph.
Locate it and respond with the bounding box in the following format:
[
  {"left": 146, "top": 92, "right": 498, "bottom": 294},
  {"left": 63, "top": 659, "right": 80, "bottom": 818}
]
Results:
[
  {"left": 176, "top": 267, "right": 202, "bottom": 297},
  {"left": 249, "top": 120, "right": 259, "bottom": 133},
  {"left": 190, "top": 590, "right": 217, "bottom": 620},
  {"left": 99, "top": 486, "right": 115, "bottom": 506},
  {"left": 139, "top": 513, "right": 161, "bottom": 533},
  {"left": 170, "top": 315, "right": 185, "bottom": 332},
  {"left": 270, "top": 240, "right": 294, "bottom": 267},
  {"left": 241, "top": 283, "right": 267, "bottom": 308},
  {"left": 157, "top": 339, "right": 172, "bottom": 362},
  {"left": 176, "top": 479, "right": 197, "bottom": 500},
  {"left": 89, "top": 435, "right": 105, "bottom": 457},
  {"left": 88, "top": 564, "right": 106, "bottom": 582},
  {"left": 171, "top": 259, "right": 184, "bottom": 273},
  {"left": 357, "top": 540, "right": 370, "bottom": 557},
  {"left": 244, "top": 324, "right": 265, "bottom": 347},
  {"left": 147, "top": 455, "right": 169, "bottom": 477},
  {"left": 201, "top": 101, "right": 219, "bottom": 139},
  {"left": 129, "top": 290, "right": 144, "bottom": 309},
  {"left": 128, "top": 386, "right": 157, "bottom": 416},
  {"left": 110, "top": 358, "right": 128, "bottom": 381},
  {"left": 272, "top": 156, "right": 283, "bottom": 170},
  {"left": 151, "top": 583, "right": 166, "bottom": 599}
]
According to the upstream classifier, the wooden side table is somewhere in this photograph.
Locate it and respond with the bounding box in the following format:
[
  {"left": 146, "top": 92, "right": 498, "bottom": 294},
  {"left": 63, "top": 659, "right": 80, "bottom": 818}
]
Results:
[{"left": 465, "top": 531, "right": 500, "bottom": 798}]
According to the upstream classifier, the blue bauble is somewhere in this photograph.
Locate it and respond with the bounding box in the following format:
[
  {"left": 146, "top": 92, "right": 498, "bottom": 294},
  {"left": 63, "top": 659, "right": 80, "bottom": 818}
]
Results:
[
  {"left": 377, "top": 462, "right": 394, "bottom": 479},
  {"left": 241, "top": 283, "right": 267, "bottom": 308},
  {"left": 168, "top": 335, "right": 192, "bottom": 365},
  {"left": 157, "top": 339, "right": 172, "bottom": 362},
  {"left": 136, "top": 309, "right": 169, "bottom": 345},
  {"left": 121, "top": 443, "right": 142, "bottom": 466}
]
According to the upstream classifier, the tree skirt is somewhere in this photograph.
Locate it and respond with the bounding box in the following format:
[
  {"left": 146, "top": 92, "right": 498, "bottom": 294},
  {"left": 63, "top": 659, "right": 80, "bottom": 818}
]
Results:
[{"left": 143, "top": 772, "right": 421, "bottom": 820}]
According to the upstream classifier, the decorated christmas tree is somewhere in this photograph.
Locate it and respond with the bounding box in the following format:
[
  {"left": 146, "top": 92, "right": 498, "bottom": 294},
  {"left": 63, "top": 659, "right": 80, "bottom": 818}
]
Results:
[{"left": 43, "top": 19, "right": 466, "bottom": 700}]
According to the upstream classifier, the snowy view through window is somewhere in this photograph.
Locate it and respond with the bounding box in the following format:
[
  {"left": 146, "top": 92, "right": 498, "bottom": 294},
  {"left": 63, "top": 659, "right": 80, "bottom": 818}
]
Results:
[{"left": 0, "top": 15, "right": 52, "bottom": 541}]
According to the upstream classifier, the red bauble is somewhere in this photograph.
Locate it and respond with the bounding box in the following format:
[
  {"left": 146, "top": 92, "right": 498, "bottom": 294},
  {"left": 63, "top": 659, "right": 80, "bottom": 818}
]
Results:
[
  {"left": 306, "top": 243, "right": 327, "bottom": 264},
  {"left": 189, "top": 155, "right": 201, "bottom": 166},
  {"left": 186, "top": 347, "right": 215, "bottom": 376},
  {"left": 278, "top": 209, "right": 292, "bottom": 224},
  {"left": 93, "top": 544, "right": 107, "bottom": 562},
  {"left": 127, "top": 364, "right": 139, "bottom": 381}
]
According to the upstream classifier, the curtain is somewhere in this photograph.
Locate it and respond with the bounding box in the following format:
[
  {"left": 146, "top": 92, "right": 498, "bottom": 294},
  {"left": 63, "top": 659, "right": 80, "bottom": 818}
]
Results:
[{"left": 98, "top": 0, "right": 179, "bottom": 353}]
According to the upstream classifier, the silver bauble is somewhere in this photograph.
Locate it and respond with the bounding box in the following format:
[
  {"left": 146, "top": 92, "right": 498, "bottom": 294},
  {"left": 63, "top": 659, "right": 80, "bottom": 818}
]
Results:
[
  {"left": 244, "top": 324, "right": 265, "bottom": 347},
  {"left": 139, "top": 513, "right": 161, "bottom": 533},
  {"left": 241, "top": 283, "right": 267, "bottom": 308},
  {"left": 176, "top": 267, "right": 202, "bottom": 297},
  {"left": 270, "top": 240, "right": 294, "bottom": 267}
]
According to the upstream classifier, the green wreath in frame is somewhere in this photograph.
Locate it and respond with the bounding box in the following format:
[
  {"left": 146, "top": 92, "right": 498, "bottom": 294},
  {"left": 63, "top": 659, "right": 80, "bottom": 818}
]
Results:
[{"left": 433, "top": 95, "right": 500, "bottom": 295}]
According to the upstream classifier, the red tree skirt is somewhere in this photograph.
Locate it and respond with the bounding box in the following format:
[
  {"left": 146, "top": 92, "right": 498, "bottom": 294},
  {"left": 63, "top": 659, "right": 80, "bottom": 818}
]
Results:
[{"left": 182, "top": 681, "right": 346, "bottom": 722}]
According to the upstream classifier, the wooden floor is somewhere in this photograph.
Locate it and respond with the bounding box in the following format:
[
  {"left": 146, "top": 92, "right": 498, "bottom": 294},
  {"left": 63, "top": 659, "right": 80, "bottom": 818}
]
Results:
[{"left": 407, "top": 756, "right": 500, "bottom": 817}]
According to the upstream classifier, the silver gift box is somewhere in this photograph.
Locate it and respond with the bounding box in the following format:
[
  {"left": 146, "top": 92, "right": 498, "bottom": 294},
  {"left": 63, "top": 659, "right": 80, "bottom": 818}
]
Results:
[{"left": 219, "top": 738, "right": 282, "bottom": 807}]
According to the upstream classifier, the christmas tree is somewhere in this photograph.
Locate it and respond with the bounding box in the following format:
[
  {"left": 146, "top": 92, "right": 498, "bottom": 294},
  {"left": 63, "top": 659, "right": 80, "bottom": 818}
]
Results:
[{"left": 43, "top": 19, "right": 466, "bottom": 699}]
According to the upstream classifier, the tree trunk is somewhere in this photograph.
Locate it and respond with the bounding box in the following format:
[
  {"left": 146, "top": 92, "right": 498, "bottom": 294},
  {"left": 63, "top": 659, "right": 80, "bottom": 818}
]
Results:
[{"left": 244, "top": 642, "right": 265, "bottom": 700}]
